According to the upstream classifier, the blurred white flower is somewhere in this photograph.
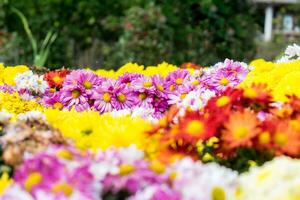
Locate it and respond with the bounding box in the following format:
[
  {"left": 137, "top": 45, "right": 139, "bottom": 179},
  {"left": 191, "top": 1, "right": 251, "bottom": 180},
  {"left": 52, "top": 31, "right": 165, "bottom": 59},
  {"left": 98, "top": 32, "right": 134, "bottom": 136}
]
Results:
[
  {"left": 168, "top": 158, "right": 238, "bottom": 200},
  {"left": 236, "top": 156, "right": 300, "bottom": 200},
  {"left": 14, "top": 70, "right": 49, "bottom": 94}
]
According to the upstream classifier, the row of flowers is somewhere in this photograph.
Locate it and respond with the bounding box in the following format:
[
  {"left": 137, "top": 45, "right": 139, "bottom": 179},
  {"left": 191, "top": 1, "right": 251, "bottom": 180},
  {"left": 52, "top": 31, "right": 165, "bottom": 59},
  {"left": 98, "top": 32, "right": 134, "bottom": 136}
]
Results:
[{"left": 0, "top": 44, "right": 300, "bottom": 199}]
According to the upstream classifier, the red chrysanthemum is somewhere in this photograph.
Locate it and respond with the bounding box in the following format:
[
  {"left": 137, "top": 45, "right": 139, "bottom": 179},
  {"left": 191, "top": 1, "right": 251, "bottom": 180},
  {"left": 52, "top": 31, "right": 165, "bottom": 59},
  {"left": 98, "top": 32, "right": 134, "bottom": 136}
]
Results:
[
  {"left": 180, "top": 62, "right": 203, "bottom": 69},
  {"left": 44, "top": 69, "right": 70, "bottom": 89}
]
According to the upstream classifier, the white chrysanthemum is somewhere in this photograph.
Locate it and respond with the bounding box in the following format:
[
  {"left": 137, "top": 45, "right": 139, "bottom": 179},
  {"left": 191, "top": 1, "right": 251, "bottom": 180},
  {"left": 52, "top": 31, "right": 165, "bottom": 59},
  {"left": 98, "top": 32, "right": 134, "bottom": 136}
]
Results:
[
  {"left": 236, "top": 156, "right": 300, "bottom": 200},
  {"left": 109, "top": 106, "right": 157, "bottom": 123},
  {"left": 0, "top": 110, "right": 12, "bottom": 124},
  {"left": 14, "top": 70, "right": 48, "bottom": 94},
  {"left": 168, "top": 158, "right": 238, "bottom": 200},
  {"left": 1, "top": 184, "right": 34, "bottom": 200},
  {"left": 109, "top": 109, "right": 132, "bottom": 117},
  {"left": 118, "top": 145, "right": 144, "bottom": 164},
  {"left": 17, "top": 110, "right": 45, "bottom": 121},
  {"left": 179, "top": 88, "right": 215, "bottom": 111},
  {"left": 277, "top": 43, "right": 300, "bottom": 63}
]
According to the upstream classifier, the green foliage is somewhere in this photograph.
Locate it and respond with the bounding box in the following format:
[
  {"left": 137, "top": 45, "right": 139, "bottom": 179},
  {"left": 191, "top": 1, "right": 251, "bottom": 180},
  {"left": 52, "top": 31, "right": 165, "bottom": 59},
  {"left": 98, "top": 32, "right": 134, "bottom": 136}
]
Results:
[
  {"left": 11, "top": 7, "right": 57, "bottom": 68},
  {"left": 1, "top": 0, "right": 259, "bottom": 69}
]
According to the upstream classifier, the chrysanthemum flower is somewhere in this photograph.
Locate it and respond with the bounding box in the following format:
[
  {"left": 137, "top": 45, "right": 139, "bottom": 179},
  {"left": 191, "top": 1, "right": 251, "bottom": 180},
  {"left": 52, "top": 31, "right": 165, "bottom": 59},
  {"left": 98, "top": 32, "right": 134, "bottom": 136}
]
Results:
[
  {"left": 63, "top": 69, "right": 103, "bottom": 97},
  {"left": 166, "top": 69, "right": 190, "bottom": 93},
  {"left": 131, "top": 75, "right": 156, "bottom": 93},
  {"left": 92, "top": 79, "right": 116, "bottom": 113},
  {"left": 112, "top": 81, "right": 138, "bottom": 110},
  {"left": 202, "top": 59, "right": 248, "bottom": 93},
  {"left": 43, "top": 69, "right": 70, "bottom": 89},
  {"left": 221, "top": 109, "right": 261, "bottom": 150},
  {"left": 59, "top": 86, "right": 90, "bottom": 112},
  {"left": 118, "top": 73, "right": 143, "bottom": 85},
  {"left": 42, "top": 91, "right": 64, "bottom": 110},
  {"left": 271, "top": 120, "right": 300, "bottom": 157},
  {"left": 176, "top": 111, "right": 217, "bottom": 143}
]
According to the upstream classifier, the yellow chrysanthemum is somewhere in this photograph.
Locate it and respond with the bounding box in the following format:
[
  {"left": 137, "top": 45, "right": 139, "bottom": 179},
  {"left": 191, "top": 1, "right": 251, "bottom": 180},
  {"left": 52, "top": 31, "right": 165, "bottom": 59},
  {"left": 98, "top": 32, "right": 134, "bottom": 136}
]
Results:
[
  {"left": 116, "top": 62, "right": 144, "bottom": 76},
  {"left": 94, "top": 62, "right": 178, "bottom": 78},
  {"left": 0, "top": 173, "right": 12, "bottom": 194},
  {"left": 0, "top": 92, "right": 42, "bottom": 115},
  {"left": 144, "top": 62, "right": 178, "bottom": 77},
  {"left": 45, "top": 109, "right": 151, "bottom": 151},
  {"left": 94, "top": 69, "right": 117, "bottom": 79},
  {"left": 0, "top": 65, "right": 29, "bottom": 85},
  {"left": 240, "top": 59, "right": 300, "bottom": 101}
]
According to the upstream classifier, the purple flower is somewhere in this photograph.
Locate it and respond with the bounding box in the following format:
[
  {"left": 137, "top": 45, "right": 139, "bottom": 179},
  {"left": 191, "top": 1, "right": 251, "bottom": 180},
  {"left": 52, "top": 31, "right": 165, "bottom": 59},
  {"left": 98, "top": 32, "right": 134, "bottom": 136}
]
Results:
[
  {"left": 151, "top": 75, "right": 167, "bottom": 98},
  {"left": 167, "top": 85, "right": 191, "bottom": 105},
  {"left": 14, "top": 154, "right": 66, "bottom": 193},
  {"left": 200, "top": 59, "right": 248, "bottom": 93},
  {"left": 63, "top": 70, "right": 103, "bottom": 97},
  {"left": 12, "top": 146, "right": 99, "bottom": 199},
  {"left": 136, "top": 90, "right": 154, "bottom": 108},
  {"left": 119, "top": 73, "right": 143, "bottom": 85},
  {"left": 0, "top": 84, "right": 14, "bottom": 93},
  {"left": 131, "top": 76, "right": 156, "bottom": 93},
  {"left": 42, "top": 90, "right": 64, "bottom": 109},
  {"left": 166, "top": 70, "right": 190, "bottom": 92},
  {"left": 92, "top": 79, "right": 116, "bottom": 113},
  {"left": 112, "top": 81, "right": 138, "bottom": 110},
  {"left": 60, "top": 86, "right": 90, "bottom": 111}
]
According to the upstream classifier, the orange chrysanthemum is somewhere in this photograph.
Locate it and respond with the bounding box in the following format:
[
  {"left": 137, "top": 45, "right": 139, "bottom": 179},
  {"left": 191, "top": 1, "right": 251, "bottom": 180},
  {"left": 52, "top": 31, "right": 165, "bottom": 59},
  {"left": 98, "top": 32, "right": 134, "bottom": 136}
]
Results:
[
  {"left": 221, "top": 109, "right": 260, "bottom": 150},
  {"left": 44, "top": 69, "right": 70, "bottom": 89},
  {"left": 271, "top": 120, "right": 300, "bottom": 157}
]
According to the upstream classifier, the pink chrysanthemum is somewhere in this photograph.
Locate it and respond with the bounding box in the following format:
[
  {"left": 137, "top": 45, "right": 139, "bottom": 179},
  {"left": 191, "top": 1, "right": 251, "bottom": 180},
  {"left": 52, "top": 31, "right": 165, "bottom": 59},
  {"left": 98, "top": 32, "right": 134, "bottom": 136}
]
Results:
[
  {"left": 92, "top": 79, "right": 116, "bottom": 113},
  {"left": 111, "top": 81, "right": 138, "bottom": 110}
]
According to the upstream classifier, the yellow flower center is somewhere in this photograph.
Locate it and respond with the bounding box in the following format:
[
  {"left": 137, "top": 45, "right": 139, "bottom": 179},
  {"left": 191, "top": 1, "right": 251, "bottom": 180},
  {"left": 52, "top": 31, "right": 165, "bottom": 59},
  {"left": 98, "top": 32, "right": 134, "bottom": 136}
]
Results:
[
  {"left": 169, "top": 171, "right": 177, "bottom": 181},
  {"left": 83, "top": 80, "right": 92, "bottom": 89},
  {"left": 150, "top": 161, "right": 165, "bottom": 174},
  {"left": 24, "top": 172, "right": 42, "bottom": 192},
  {"left": 119, "top": 164, "right": 135, "bottom": 175},
  {"left": 290, "top": 120, "right": 300, "bottom": 132},
  {"left": 243, "top": 88, "right": 258, "bottom": 98},
  {"left": 169, "top": 85, "right": 175, "bottom": 92},
  {"left": 143, "top": 81, "right": 152, "bottom": 87},
  {"left": 211, "top": 187, "right": 226, "bottom": 200},
  {"left": 56, "top": 150, "right": 73, "bottom": 160},
  {"left": 102, "top": 92, "right": 111, "bottom": 102},
  {"left": 156, "top": 84, "right": 164, "bottom": 92},
  {"left": 274, "top": 132, "right": 288, "bottom": 146},
  {"left": 53, "top": 76, "right": 61, "bottom": 84},
  {"left": 185, "top": 120, "right": 204, "bottom": 136},
  {"left": 180, "top": 93, "right": 187, "bottom": 100},
  {"left": 175, "top": 78, "right": 183, "bottom": 85},
  {"left": 234, "top": 126, "right": 249, "bottom": 139},
  {"left": 49, "top": 88, "right": 56, "bottom": 93},
  {"left": 117, "top": 93, "right": 126, "bottom": 103},
  {"left": 259, "top": 131, "right": 270, "bottom": 144},
  {"left": 52, "top": 183, "right": 73, "bottom": 196},
  {"left": 53, "top": 102, "right": 63, "bottom": 110},
  {"left": 216, "top": 96, "right": 230, "bottom": 107},
  {"left": 139, "top": 93, "right": 146, "bottom": 100},
  {"left": 192, "top": 80, "right": 200, "bottom": 85},
  {"left": 219, "top": 78, "right": 229, "bottom": 86},
  {"left": 71, "top": 90, "right": 80, "bottom": 98}
]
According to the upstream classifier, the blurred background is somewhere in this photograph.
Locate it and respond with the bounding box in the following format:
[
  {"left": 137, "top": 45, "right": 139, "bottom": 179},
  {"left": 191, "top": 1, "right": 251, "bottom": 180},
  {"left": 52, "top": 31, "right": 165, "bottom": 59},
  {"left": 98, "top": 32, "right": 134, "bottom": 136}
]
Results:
[{"left": 0, "top": 0, "right": 300, "bottom": 69}]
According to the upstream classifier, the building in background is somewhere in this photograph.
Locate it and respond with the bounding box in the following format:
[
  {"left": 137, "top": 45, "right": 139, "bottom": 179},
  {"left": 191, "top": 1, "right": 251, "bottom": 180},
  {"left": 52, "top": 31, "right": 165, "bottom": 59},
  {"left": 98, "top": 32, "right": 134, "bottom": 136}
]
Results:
[{"left": 253, "top": 0, "right": 299, "bottom": 41}]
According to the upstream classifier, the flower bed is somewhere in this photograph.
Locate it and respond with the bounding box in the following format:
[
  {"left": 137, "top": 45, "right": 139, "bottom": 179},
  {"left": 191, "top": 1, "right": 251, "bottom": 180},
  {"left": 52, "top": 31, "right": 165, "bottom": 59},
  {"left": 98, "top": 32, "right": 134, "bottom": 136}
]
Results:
[{"left": 0, "top": 45, "right": 300, "bottom": 199}]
